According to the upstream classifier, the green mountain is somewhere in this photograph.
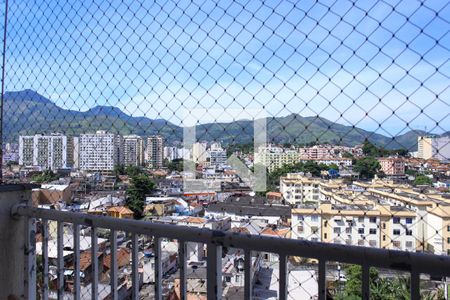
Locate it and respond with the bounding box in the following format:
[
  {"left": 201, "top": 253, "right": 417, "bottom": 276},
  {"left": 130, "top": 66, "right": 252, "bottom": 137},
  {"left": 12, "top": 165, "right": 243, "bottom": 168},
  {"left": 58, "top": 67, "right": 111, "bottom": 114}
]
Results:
[{"left": 3, "top": 90, "right": 437, "bottom": 151}]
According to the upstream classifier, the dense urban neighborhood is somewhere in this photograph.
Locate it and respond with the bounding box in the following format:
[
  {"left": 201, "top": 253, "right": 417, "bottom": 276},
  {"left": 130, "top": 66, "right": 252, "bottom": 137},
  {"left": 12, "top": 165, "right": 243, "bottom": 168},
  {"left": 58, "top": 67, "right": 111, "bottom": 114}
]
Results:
[{"left": 2, "top": 131, "right": 449, "bottom": 299}]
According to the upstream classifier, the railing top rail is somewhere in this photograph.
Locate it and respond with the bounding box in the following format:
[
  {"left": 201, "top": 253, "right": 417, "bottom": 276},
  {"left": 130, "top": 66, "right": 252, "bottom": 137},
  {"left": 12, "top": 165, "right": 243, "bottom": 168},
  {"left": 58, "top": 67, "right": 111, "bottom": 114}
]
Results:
[{"left": 13, "top": 204, "right": 450, "bottom": 277}]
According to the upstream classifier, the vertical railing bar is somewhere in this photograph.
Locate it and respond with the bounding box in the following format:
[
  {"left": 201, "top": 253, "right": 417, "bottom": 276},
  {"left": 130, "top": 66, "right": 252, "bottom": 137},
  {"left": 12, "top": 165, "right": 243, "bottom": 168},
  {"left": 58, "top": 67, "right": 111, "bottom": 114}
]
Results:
[
  {"left": 26, "top": 216, "right": 37, "bottom": 300},
  {"left": 154, "top": 237, "right": 163, "bottom": 300},
  {"left": 110, "top": 230, "right": 118, "bottom": 300},
  {"left": 91, "top": 227, "right": 98, "bottom": 300},
  {"left": 178, "top": 240, "right": 187, "bottom": 300},
  {"left": 0, "top": 0, "right": 8, "bottom": 183},
  {"left": 57, "top": 221, "right": 64, "bottom": 300},
  {"left": 362, "top": 264, "right": 370, "bottom": 300},
  {"left": 411, "top": 270, "right": 420, "bottom": 300},
  {"left": 131, "top": 233, "right": 139, "bottom": 300},
  {"left": 279, "top": 254, "right": 287, "bottom": 300},
  {"left": 207, "top": 243, "right": 222, "bottom": 300},
  {"left": 42, "top": 220, "right": 49, "bottom": 300},
  {"left": 318, "top": 260, "right": 326, "bottom": 300},
  {"left": 73, "top": 224, "right": 81, "bottom": 300},
  {"left": 244, "top": 250, "right": 253, "bottom": 300}
]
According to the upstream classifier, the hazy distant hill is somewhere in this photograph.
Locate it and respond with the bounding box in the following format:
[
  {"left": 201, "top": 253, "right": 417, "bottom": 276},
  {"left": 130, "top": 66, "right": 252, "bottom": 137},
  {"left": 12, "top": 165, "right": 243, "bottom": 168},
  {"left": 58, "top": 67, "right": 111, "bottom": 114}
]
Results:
[{"left": 3, "top": 90, "right": 437, "bottom": 150}]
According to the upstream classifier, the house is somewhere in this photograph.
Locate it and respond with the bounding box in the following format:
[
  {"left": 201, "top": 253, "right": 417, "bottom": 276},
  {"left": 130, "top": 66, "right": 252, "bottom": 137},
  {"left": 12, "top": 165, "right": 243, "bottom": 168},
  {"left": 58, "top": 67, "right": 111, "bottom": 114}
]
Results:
[
  {"left": 142, "top": 241, "right": 178, "bottom": 284},
  {"left": 67, "top": 251, "right": 104, "bottom": 287},
  {"left": 106, "top": 206, "right": 134, "bottom": 218},
  {"left": 32, "top": 184, "right": 71, "bottom": 206}
]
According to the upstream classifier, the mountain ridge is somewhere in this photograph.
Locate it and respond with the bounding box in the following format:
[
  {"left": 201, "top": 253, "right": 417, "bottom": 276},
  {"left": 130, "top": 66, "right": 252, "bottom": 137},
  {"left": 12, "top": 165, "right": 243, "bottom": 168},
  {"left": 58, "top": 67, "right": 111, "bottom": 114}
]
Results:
[{"left": 3, "top": 90, "right": 440, "bottom": 151}]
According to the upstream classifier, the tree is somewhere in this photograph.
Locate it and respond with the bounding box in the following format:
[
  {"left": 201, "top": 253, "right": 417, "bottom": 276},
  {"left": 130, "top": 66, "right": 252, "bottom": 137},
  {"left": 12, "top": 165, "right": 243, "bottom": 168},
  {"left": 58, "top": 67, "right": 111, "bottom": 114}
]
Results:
[
  {"left": 125, "top": 165, "right": 141, "bottom": 177},
  {"left": 414, "top": 174, "right": 433, "bottom": 186},
  {"left": 342, "top": 151, "right": 354, "bottom": 159},
  {"left": 31, "top": 170, "right": 59, "bottom": 183},
  {"left": 114, "top": 164, "right": 125, "bottom": 176},
  {"left": 126, "top": 174, "right": 155, "bottom": 218},
  {"left": 337, "top": 264, "right": 444, "bottom": 300},
  {"left": 362, "top": 140, "right": 380, "bottom": 157},
  {"left": 328, "top": 163, "right": 339, "bottom": 171},
  {"left": 353, "top": 157, "right": 381, "bottom": 179},
  {"left": 303, "top": 160, "right": 322, "bottom": 177}
]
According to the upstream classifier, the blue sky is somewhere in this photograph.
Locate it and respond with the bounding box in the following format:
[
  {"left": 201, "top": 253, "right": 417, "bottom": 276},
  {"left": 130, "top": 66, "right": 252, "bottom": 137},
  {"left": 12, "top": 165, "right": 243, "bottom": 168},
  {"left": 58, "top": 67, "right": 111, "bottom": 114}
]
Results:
[{"left": 4, "top": 0, "right": 450, "bottom": 136}]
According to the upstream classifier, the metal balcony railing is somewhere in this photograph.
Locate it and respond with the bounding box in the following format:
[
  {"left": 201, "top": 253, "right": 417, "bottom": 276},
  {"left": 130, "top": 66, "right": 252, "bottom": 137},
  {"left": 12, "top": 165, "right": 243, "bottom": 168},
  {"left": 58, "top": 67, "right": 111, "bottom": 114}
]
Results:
[{"left": 5, "top": 201, "right": 450, "bottom": 300}]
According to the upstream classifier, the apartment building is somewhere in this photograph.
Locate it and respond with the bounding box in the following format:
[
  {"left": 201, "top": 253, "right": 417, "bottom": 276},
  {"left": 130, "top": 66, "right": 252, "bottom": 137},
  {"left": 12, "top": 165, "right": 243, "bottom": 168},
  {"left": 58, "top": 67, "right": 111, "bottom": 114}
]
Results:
[
  {"left": 192, "top": 142, "right": 208, "bottom": 163},
  {"left": 147, "top": 135, "right": 163, "bottom": 168},
  {"left": 292, "top": 203, "right": 417, "bottom": 252},
  {"left": 299, "top": 145, "right": 335, "bottom": 159},
  {"left": 280, "top": 173, "right": 322, "bottom": 205},
  {"left": 78, "top": 131, "right": 123, "bottom": 171},
  {"left": 163, "top": 146, "right": 178, "bottom": 161},
  {"left": 378, "top": 157, "right": 405, "bottom": 177},
  {"left": 163, "top": 147, "right": 192, "bottom": 162},
  {"left": 123, "top": 135, "right": 144, "bottom": 166},
  {"left": 365, "top": 186, "right": 450, "bottom": 254},
  {"left": 298, "top": 145, "right": 363, "bottom": 159},
  {"left": 306, "top": 158, "right": 352, "bottom": 168},
  {"left": 254, "top": 146, "right": 299, "bottom": 172},
  {"left": 208, "top": 143, "right": 227, "bottom": 167},
  {"left": 425, "top": 204, "right": 450, "bottom": 255},
  {"left": 18, "top": 134, "right": 68, "bottom": 170},
  {"left": 418, "top": 136, "right": 450, "bottom": 162}
]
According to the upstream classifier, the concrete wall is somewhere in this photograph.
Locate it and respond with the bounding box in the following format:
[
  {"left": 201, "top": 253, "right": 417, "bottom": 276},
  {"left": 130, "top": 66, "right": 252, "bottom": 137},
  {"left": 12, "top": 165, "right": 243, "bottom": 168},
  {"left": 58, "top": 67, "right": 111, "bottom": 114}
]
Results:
[{"left": 0, "top": 185, "right": 33, "bottom": 300}]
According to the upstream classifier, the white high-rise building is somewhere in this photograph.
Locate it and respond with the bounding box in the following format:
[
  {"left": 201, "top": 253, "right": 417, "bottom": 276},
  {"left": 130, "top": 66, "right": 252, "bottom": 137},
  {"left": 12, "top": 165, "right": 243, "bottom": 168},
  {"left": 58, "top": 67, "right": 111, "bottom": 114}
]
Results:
[
  {"left": 163, "top": 146, "right": 178, "bottom": 161},
  {"left": 78, "top": 131, "right": 123, "bottom": 171},
  {"left": 18, "top": 134, "right": 68, "bottom": 170},
  {"left": 208, "top": 143, "right": 227, "bottom": 167},
  {"left": 178, "top": 148, "right": 191, "bottom": 161},
  {"left": 164, "top": 146, "right": 192, "bottom": 162},
  {"left": 418, "top": 136, "right": 450, "bottom": 162},
  {"left": 192, "top": 142, "right": 208, "bottom": 163},
  {"left": 123, "top": 135, "right": 144, "bottom": 166},
  {"left": 147, "top": 135, "right": 163, "bottom": 168}
]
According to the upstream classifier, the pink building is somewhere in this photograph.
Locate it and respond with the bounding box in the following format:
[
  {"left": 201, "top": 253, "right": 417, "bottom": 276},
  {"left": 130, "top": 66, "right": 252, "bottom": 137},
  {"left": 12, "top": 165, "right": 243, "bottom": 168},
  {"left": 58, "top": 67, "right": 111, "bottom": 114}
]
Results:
[{"left": 378, "top": 157, "right": 405, "bottom": 176}]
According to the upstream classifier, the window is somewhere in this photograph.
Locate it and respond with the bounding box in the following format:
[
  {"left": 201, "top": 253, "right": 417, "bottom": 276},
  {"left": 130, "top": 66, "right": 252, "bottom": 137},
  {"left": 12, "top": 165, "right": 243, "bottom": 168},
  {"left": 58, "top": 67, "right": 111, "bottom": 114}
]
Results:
[
  {"left": 324, "top": 233, "right": 327, "bottom": 239},
  {"left": 334, "top": 228, "right": 341, "bottom": 234},
  {"left": 393, "top": 229, "right": 401, "bottom": 235},
  {"left": 311, "top": 226, "right": 319, "bottom": 234},
  {"left": 358, "top": 240, "right": 364, "bottom": 246},
  {"left": 393, "top": 241, "right": 401, "bottom": 248},
  {"left": 406, "top": 218, "right": 413, "bottom": 224},
  {"left": 345, "top": 227, "right": 352, "bottom": 234},
  {"left": 297, "top": 226, "right": 304, "bottom": 233},
  {"left": 297, "top": 216, "right": 304, "bottom": 221},
  {"left": 447, "top": 237, "right": 450, "bottom": 244},
  {"left": 358, "top": 228, "right": 364, "bottom": 234},
  {"left": 358, "top": 217, "right": 364, "bottom": 223},
  {"left": 369, "top": 228, "right": 377, "bottom": 235},
  {"left": 393, "top": 217, "right": 400, "bottom": 224},
  {"left": 406, "top": 241, "right": 413, "bottom": 248},
  {"left": 447, "top": 225, "right": 450, "bottom": 232},
  {"left": 382, "top": 223, "right": 386, "bottom": 229},
  {"left": 311, "top": 215, "right": 319, "bottom": 222},
  {"left": 406, "top": 230, "right": 412, "bottom": 236},
  {"left": 369, "top": 217, "right": 377, "bottom": 223},
  {"left": 369, "top": 240, "right": 377, "bottom": 247},
  {"left": 383, "top": 235, "right": 386, "bottom": 241},
  {"left": 311, "top": 237, "right": 319, "bottom": 242}
]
